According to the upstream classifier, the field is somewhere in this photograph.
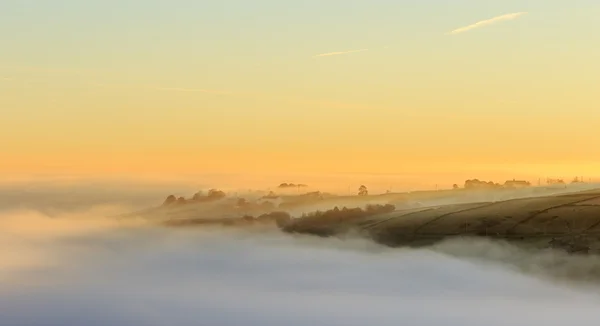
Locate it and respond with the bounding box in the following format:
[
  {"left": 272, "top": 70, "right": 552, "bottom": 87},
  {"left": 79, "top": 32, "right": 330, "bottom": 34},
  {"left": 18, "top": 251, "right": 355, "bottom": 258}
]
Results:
[
  {"left": 287, "top": 189, "right": 600, "bottom": 254},
  {"left": 136, "top": 186, "right": 600, "bottom": 254}
]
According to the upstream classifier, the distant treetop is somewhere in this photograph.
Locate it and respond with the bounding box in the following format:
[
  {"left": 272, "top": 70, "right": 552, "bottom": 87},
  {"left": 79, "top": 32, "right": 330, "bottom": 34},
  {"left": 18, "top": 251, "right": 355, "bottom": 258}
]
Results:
[
  {"left": 358, "top": 185, "right": 368, "bottom": 196},
  {"left": 278, "top": 183, "right": 308, "bottom": 189},
  {"left": 464, "top": 179, "right": 531, "bottom": 189},
  {"left": 162, "top": 188, "right": 227, "bottom": 206}
]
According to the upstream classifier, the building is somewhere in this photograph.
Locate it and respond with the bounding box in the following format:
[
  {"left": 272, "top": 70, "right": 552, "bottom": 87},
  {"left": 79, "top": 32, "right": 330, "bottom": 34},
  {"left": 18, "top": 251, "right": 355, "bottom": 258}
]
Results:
[{"left": 504, "top": 179, "right": 531, "bottom": 188}]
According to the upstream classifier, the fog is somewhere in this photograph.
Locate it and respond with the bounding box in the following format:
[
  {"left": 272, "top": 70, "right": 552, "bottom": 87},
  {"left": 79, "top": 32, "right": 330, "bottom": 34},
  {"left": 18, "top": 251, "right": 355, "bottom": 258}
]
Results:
[{"left": 2, "top": 180, "right": 600, "bottom": 325}]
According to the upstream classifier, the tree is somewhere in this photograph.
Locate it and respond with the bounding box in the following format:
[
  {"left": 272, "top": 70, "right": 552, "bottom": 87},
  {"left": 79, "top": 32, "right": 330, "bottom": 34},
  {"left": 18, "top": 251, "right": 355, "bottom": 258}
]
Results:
[
  {"left": 236, "top": 198, "right": 249, "bottom": 207},
  {"left": 453, "top": 184, "right": 459, "bottom": 190},
  {"left": 163, "top": 195, "right": 177, "bottom": 206},
  {"left": 192, "top": 191, "right": 204, "bottom": 201},
  {"left": 263, "top": 191, "right": 278, "bottom": 198},
  {"left": 207, "top": 189, "right": 226, "bottom": 199},
  {"left": 358, "top": 185, "right": 368, "bottom": 196}
]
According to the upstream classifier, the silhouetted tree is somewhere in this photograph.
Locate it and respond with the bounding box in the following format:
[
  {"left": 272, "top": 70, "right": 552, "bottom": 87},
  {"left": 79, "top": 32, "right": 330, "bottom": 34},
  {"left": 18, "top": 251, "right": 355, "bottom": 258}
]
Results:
[
  {"left": 278, "top": 183, "right": 308, "bottom": 189},
  {"left": 192, "top": 191, "right": 204, "bottom": 201},
  {"left": 260, "top": 201, "right": 276, "bottom": 210},
  {"left": 281, "top": 204, "right": 396, "bottom": 235},
  {"left": 207, "top": 189, "right": 226, "bottom": 199},
  {"left": 464, "top": 179, "right": 501, "bottom": 189},
  {"left": 261, "top": 191, "right": 279, "bottom": 199},
  {"left": 236, "top": 198, "right": 249, "bottom": 207},
  {"left": 163, "top": 195, "right": 177, "bottom": 206},
  {"left": 358, "top": 185, "right": 368, "bottom": 196}
]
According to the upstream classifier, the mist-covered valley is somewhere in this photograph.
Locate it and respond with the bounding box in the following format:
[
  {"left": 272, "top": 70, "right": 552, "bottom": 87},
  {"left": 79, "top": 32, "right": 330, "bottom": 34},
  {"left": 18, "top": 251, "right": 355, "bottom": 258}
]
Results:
[{"left": 3, "top": 178, "right": 600, "bottom": 325}]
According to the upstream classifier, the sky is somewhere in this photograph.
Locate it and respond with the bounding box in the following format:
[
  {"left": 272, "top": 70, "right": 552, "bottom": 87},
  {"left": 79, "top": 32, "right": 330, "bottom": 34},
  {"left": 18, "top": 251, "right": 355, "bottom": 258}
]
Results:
[{"left": 1, "top": 0, "right": 600, "bottom": 186}]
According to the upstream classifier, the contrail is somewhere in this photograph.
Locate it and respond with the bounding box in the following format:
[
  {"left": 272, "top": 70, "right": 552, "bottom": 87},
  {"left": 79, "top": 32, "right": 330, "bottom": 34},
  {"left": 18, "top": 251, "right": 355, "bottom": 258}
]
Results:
[
  {"left": 154, "top": 87, "right": 232, "bottom": 95},
  {"left": 313, "top": 49, "right": 369, "bottom": 58},
  {"left": 448, "top": 12, "right": 527, "bottom": 35},
  {"left": 92, "top": 83, "right": 232, "bottom": 95}
]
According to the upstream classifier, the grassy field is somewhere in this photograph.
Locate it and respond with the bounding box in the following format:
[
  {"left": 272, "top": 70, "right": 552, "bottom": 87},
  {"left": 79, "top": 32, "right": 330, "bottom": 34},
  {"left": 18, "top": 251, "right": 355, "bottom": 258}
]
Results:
[
  {"left": 133, "top": 186, "right": 600, "bottom": 254},
  {"left": 284, "top": 189, "right": 600, "bottom": 254}
]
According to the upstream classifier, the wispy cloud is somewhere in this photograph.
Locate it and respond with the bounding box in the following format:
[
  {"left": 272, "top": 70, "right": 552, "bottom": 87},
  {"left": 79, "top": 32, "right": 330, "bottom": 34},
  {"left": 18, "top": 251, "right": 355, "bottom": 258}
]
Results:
[
  {"left": 154, "top": 87, "right": 232, "bottom": 95},
  {"left": 1, "top": 77, "right": 12, "bottom": 81},
  {"left": 0, "top": 64, "right": 97, "bottom": 76},
  {"left": 447, "top": 12, "right": 527, "bottom": 35},
  {"left": 92, "top": 83, "right": 232, "bottom": 96},
  {"left": 313, "top": 49, "right": 369, "bottom": 58}
]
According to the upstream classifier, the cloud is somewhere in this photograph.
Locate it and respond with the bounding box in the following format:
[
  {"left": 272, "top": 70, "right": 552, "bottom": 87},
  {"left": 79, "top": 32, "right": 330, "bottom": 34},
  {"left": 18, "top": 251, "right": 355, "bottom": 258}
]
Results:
[
  {"left": 313, "top": 49, "right": 369, "bottom": 58},
  {"left": 91, "top": 83, "right": 232, "bottom": 95},
  {"left": 1, "top": 66, "right": 233, "bottom": 95},
  {"left": 155, "top": 87, "right": 232, "bottom": 95},
  {"left": 448, "top": 12, "right": 527, "bottom": 35}
]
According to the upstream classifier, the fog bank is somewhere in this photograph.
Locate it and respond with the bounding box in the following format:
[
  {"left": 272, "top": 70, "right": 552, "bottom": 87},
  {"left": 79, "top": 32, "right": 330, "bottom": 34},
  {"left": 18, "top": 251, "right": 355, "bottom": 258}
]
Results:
[
  {"left": 2, "top": 180, "right": 600, "bottom": 326},
  {"left": 3, "top": 213, "right": 600, "bottom": 325}
]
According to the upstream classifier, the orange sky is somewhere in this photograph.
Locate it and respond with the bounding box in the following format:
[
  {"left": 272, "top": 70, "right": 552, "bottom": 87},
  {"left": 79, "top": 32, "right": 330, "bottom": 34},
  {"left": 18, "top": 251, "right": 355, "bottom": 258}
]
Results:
[{"left": 2, "top": 1, "right": 599, "bottom": 187}]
